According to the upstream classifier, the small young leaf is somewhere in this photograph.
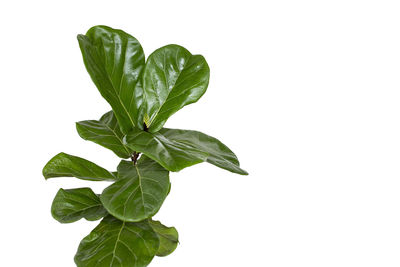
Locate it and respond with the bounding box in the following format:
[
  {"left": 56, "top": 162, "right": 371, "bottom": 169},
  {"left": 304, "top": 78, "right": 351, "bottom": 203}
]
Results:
[
  {"left": 76, "top": 111, "right": 133, "bottom": 158},
  {"left": 51, "top": 188, "right": 107, "bottom": 223},
  {"left": 43, "top": 153, "right": 116, "bottom": 181},
  {"left": 77, "top": 25, "right": 145, "bottom": 133},
  {"left": 149, "top": 220, "right": 179, "bottom": 257},
  {"left": 100, "top": 156, "right": 170, "bottom": 222},
  {"left": 143, "top": 44, "right": 210, "bottom": 132},
  {"left": 75, "top": 215, "right": 159, "bottom": 267}
]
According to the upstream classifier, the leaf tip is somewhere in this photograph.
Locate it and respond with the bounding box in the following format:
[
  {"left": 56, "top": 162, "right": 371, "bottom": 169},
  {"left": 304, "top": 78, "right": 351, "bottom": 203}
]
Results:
[
  {"left": 42, "top": 152, "right": 68, "bottom": 179},
  {"left": 240, "top": 169, "right": 249, "bottom": 175}
]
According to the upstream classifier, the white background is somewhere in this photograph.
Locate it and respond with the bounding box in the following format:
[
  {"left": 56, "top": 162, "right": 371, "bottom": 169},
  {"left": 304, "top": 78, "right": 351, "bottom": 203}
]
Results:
[{"left": 1, "top": 0, "right": 400, "bottom": 266}]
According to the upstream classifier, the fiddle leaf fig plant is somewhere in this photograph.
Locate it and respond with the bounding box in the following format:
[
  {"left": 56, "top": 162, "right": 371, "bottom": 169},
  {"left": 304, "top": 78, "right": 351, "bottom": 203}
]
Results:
[{"left": 43, "top": 25, "right": 248, "bottom": 267}]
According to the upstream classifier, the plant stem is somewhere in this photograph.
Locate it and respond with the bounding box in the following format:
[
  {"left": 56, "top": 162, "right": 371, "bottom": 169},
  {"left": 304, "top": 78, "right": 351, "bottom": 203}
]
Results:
[
  {"left": 131, "top": 151, "right": 140, "bottom": 164},
  {"left": 143, "top": 123, "right": 149, "bottom": 132},
  {"left": 131, "top": 124, "right": 148, "bottom": 164}
]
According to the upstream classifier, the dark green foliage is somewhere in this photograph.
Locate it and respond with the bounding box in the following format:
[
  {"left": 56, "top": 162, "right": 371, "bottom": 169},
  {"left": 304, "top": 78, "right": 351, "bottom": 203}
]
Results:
[{"left": 43, "top": 25, "right": 247, "bottom": 267}]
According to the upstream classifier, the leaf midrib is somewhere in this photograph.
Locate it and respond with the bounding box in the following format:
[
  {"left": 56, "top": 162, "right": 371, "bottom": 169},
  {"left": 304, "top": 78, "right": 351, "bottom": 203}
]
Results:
[
  {"left": 92, "top": 37, "right": 136, "bottom": 130},
  {"left": 147, "top": 51, "right": 191, "bottom": 127},
  {"left": 102, "top": 121, "right": 131, "bottom": 156},
  {"left": 156, "top": 231, "right": 178, "bottom": 243},
  {"left": 110, "top": 221, "right": 125, "bottom": 266},
  {"left": 135, "top": 164, "right": 147, "bottom": 215},
  {"left": 61, "top": 204, "right": 103, "bottom": 220}
]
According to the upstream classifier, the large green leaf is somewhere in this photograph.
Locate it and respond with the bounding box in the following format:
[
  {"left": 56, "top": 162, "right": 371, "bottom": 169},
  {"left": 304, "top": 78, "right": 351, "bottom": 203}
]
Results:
[
  {"left": 123, "top": 128, "right": 208, "bottom": 172},
  {"left": 142, "top": 44, "right": 210, "bottom": 132},
  {"left": 123, "top": 128, "right": 247, "bottom": 174},
  {"left": 75, "top": 215, "right": 159, "bottom": 267},
  {"left": 149, "top": 220, "right": 179, "bottom": 257},
  {"left": 159, "top": 128, "right": 248, "bottom": 175},
  {"left": 43, "top": 153, "right": 116, "bottom": 181},
  {"left": 78, "top": 25, "right": 145, "bottom": 133},
  {"left": 100, "top": 156, "right": 170, "bottom": 222},
  {"left": 51, "top": 188, "right": 107, "bottom": 223},
  {"left": 76, "top": 111, "right": 133, "bottom": 158}
]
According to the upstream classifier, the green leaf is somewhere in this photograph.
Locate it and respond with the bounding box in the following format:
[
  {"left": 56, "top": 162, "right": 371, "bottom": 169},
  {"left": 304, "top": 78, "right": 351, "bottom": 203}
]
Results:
[
  {"left": 149, "top": 220, "right": 179, "bottom": 257},
  {"left": 143, "top": 44, "right": 210, "bottom": 132},
  {"left": 124, "top": 128, "right": 247, "bottom": 174},
  {"left": 78, "top": 25, "right": 145, "bottom": 133},
  {"left": 159, "top": 128, "right": 248, "bottom": 175},
  {"left": 100, "top": 156, "right": 170, "bottom": 222},
  {"left": 51, "top": 188, "right": 107, "bottom": 223},
  {"left": 75, "top": 215, "right": 159, "bottom": 267},
  {"left": 43, "top": 153, "right": 116, "bottom": 181},
  {"left": 123, "top": 128, "right": 208, "bottom": 172},
  {"left": 76, "top": 111, "right": 133, "bottom": 158}
]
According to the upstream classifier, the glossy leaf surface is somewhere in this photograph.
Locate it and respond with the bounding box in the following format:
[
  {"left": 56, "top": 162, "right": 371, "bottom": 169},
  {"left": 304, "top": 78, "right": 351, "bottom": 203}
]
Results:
[
  {"left": 51, "top": 188, "right": 107, "bottom": 223},
  {"left": 75, "top": 216, "right": 159, "bottom": 267},
  {"left": 100, "top": 156, "right": 170, "bottom": 222},
  {"left": 124, "top": 128, "right": 247, "bottom": 174},
  {"left": 143, "top": 45, "right": 210, "bottom": 132},
  {"left": 159, "top": 128, "right": 248, "bottom": 175},
  {"left": 43, "top": 153, "right": 115, "bottom": 181},
  {"left": 149, "top": 220, "right": 179, "bottom": 257},
  {"left": 124, "top": 128, "right": 208, "bottom": 172},
  {"left": 76, "top": 111, "right": 133, "bottom": 158},
  {"left": 78, "top": 25, "right": 145, "bottom": 133}
]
